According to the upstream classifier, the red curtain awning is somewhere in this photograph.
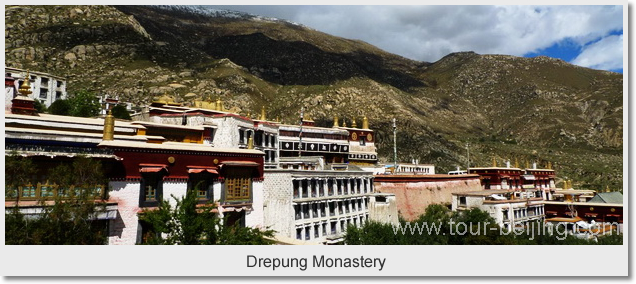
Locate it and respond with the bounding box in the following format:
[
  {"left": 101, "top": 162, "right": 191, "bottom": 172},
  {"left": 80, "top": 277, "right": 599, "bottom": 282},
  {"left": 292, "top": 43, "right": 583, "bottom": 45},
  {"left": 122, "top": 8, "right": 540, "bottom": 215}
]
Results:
[
  {"left": 187, "top": 166, "right": 218, "bottom": 174},
  {"left": 221, "top": 161, "right": 259, "bottom": 167},
  {"left": 139, "top": 164, "right": 168, "bottom": 173}
]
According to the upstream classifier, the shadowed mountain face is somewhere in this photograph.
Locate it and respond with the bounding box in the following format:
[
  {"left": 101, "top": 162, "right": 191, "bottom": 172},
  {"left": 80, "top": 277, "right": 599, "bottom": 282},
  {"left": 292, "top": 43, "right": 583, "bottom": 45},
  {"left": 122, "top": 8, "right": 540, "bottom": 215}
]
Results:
[{"left": 5, "top": 5, "right": 623, "bottom": 190}]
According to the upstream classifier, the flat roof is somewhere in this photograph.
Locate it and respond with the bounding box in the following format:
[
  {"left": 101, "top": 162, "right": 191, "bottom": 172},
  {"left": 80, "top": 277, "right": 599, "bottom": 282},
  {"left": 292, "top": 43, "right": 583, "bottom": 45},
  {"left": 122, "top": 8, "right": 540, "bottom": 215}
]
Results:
[
  {"left": 5, "top": 126, "right": 156, "bottom": 142},
  {"left": 131, "top": 121, "right": 204, "bottom": 131},
  {"left": 452, "top": 189, "right": 512, "bottom": 196},
  {"left": 98, "top": 140, "right": 264, "bottom": 155},
  {"left": 6, "top": 113, "right": 144, "bottom": 129}
]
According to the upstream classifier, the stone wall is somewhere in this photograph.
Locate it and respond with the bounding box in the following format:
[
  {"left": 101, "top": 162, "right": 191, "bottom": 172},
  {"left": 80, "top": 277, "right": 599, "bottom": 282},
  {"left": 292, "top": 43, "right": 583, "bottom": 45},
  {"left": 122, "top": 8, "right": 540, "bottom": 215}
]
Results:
[{"left": 262, "top": 172, "right": 294, "bottom": 238}]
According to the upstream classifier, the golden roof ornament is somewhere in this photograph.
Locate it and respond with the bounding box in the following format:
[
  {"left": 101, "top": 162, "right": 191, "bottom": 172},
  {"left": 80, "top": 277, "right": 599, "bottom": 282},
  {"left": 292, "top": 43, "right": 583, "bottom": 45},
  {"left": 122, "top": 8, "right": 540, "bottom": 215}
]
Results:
[
  {"left": 514, "top": 157, "right": 519, "bottom": 168},
  {"left": 547, "top": 161, "right": 552, "bottom": 169},
  {"left": 362, "top": 116, "right": 369, "bottom": 129},
  {"left": 342, "top": 119, "right": 347, "bottom": 128},
  {"left": 333, "top": 116, "right": 339, "bottom": 128},
  {"left": 351, "top": 118, "right": 357, "bottom": 128},
  {"left": 216, "top": 98, "right": 222, "bottom": 111},
  {"left": 260, "top": 106, "right": 266, "bottom": 121},
  {"left": 492, "top": 156, "right": 497, "bottom": 167},
  {"left": 102, "top": 109, "right": 115, "bottom": 141},
  {"left": 525, "top": 160, "right": 530, "bottom": 169},
  {"left": 18, "top": 70, "right": 32, "bottom": 96}
]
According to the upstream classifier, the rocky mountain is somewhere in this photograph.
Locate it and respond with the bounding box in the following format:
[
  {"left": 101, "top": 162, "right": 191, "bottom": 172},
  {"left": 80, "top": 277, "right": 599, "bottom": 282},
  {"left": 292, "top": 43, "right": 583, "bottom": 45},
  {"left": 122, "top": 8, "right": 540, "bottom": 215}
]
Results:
[{"left": 5, "top": 5, "right": 623, "bottom": 190}]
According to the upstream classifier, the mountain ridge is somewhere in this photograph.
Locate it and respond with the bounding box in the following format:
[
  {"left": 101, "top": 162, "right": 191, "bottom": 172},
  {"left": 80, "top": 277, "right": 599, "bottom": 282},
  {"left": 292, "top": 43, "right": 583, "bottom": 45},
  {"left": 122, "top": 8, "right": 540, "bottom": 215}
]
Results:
[{"left": 5, "top": 5, "right": 623, "bottom": 190}]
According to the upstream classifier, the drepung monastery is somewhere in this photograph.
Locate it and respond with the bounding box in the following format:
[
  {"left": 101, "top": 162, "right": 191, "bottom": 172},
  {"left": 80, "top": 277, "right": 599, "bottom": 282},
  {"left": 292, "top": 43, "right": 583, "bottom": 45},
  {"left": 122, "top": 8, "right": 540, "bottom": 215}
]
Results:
[{"left": 5, "top": 68, "right": 622, "bottom": 244}]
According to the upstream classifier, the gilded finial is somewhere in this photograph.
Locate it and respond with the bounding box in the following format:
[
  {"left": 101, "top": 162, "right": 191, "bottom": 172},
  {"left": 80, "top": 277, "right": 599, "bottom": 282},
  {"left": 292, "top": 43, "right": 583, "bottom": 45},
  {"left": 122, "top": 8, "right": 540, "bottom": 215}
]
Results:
[
  {"left": 514, "top": 157, "right": 519, "bottom": 168},
  {"left": 492, "top": 156, "right": 497, "bottom": 167},
  {"left": 362, "top": 116, "right": 369, "bottom": 129},
  {"left": 216, "top": 98, "right": 221, "bottom": 111},
  {"left": 103, "top": 109, "right": 115, "bottom": 141},
  {"left": 351, "top": 118, "right": 357, "bottom": 128},
  {"left": 333, "top": 116, "right": 339, "bottom": 128},
  {"left": 342, "top": 119, "right": 347, "bottom": 128},
  {"left": 547, "top": 161, "right": 552, "bottom": 169},
  {"left": 18, "top": 70, "right": 32, "bottom": 96},
  {"left": 260, "top": 106, "right": 266, "bottom": 121},
  {"left": 247, "top": 136, "right": 254, "bottom": 149}
]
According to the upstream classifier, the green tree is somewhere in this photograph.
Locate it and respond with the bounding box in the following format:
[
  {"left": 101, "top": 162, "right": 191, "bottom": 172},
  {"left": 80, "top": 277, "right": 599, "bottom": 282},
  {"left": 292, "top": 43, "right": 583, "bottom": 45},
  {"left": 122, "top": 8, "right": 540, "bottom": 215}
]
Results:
[
  {"left": 139, "top": 191, "right": 275, "bottom": 245},
  {"left": 48, "top": 99, "right": 72, "bottom": 115},
  {"left": 34, "top": 99, "right": 47, "bottom": 113},
  {"left": 111, "top": 104, "right": 132, "bottom": 120},
  {"left": 69, "top": 90, "right": 101, "bottom": 117},
  {"left": 5, "top": 156, "right": 108, "bottom": 245}
]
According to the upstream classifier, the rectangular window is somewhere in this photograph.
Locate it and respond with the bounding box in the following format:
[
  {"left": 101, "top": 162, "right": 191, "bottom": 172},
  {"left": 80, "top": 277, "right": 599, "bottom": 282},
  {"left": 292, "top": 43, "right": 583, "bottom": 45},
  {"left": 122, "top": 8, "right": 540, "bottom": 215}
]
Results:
[
  {"left": 140, "top": 173, "right": 163, "bottom": 207},
  {"left": 296, "top": 228, "right": 302, "bottom": 240},
  {"left": 294, "top": 205, "right": 301, "bottom": 220},
  {"left": 39, "top": 88, "right": 48, "bottom": 99},
  {"left": 331, "top": 221, "right": 337, "bottom": 234},
  {"left": 189, "top": 173, "right": 213, "bottom": 202},
  {"left": 314, "top": 225, "right": 320, "bottom": 238},
  {"left": 224, "top": 168, "right": 252, "bottom": 201},
  {"left": 293, "top": 180, "right": 300, "bottom": 199},
  {"left": 459, "top": 196, "right": 467, "bottom": 206}
]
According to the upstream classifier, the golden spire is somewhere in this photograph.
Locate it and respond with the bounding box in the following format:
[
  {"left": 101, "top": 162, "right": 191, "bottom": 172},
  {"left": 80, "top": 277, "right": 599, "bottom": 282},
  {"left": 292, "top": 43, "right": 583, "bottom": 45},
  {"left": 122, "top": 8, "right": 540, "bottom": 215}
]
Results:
[
  {"left": 362, "top": 116, "right": 369, "bottom": 129},
  {"left": 492, "top": 156, "right": 497, "bottom": 167},
  {"left": 18, "top": 70, "right": 32, "bottom": 96},
  {"left": 547, "top": 161, "right": 552, "bottom": 169},
  {"left": 103, "top": 109, "right": 115, "bottom": 141},
  {"left": 276, "top": 116, "right": 280, "bottom": 123},
  {"left": 216, "top": 98, "right": 221, "bottom": 111},
  {"left": 514, "top": 157, "right": 519, "bottom": 168},
  {"left": 247, "top": 136, "right": 254, "bottom": 149},
  {"left": 605, "top": 185, "right": 610, "bottom": 193},
  {"left": 351, "top": 118, "right": 357, "bottom": 128},
  {"left": 333, "top": 116, "right": 339, "bottom": 128},
  {"left": 260, "top": 106, "right": 266, "bottom": 121},
  {"left": 342, "top": 119, "right": 347, "bottom": 128}
]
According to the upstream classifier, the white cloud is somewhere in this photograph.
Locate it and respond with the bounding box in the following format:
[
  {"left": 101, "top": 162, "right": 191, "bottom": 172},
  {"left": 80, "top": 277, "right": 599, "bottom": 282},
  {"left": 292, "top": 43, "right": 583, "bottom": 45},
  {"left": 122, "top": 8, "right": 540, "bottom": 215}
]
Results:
[
  {"left": 571, "top": 34, "right": 623, "bottom": 71},
  {"left": 208, "top": 5, "right": 623, "bottom": 70}
]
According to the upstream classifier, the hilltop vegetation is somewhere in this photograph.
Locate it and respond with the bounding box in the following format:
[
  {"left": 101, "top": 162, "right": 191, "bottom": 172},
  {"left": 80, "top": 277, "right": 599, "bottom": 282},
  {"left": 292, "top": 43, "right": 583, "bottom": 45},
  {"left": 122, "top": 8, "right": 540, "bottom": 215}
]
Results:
[{"left": 5, "top": 5, "right": 623, "bottom": 190}]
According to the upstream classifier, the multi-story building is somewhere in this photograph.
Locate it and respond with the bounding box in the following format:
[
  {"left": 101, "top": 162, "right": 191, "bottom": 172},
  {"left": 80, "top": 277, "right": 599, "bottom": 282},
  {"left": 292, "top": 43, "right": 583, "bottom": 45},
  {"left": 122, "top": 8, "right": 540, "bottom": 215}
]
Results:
[
  {"left": 451, "top": 189, "right": 545, "bottom": 229},
  {"left": 5, "top": 67, "right": 67, "bottom": 108}
]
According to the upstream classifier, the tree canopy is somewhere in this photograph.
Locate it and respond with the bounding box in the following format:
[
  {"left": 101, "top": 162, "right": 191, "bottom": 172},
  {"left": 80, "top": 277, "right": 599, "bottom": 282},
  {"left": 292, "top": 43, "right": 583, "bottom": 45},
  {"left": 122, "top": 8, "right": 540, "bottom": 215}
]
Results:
[
  {"left": 345, "top": 204, "right": 622, "bottom": 245},
  {"left": 139, "top": 191, "right": 275, "bottom": 245}
]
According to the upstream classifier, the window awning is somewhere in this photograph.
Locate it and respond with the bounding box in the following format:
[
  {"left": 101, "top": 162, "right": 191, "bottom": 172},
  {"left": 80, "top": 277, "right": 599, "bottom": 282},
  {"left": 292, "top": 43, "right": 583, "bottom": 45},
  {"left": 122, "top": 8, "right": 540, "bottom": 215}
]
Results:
[
  {"left": 139, "top": 164, "right": 168, "bottom": 173},
  {"left": 522, "top": 175, "right": 536, "bottom": 180},
  {"left": 221, "top": 161, "right": 260, "bottom": 167},
  {"left": 187, "top": 166, "right": 218, "bottom": 174}
]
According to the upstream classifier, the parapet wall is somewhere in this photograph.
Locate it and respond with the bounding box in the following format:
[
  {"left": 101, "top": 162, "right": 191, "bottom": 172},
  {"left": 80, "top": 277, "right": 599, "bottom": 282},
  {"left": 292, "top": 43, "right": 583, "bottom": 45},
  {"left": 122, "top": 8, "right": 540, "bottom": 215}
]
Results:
[{"left": 374, "top": 174, "right": 482, "bottom": 221}]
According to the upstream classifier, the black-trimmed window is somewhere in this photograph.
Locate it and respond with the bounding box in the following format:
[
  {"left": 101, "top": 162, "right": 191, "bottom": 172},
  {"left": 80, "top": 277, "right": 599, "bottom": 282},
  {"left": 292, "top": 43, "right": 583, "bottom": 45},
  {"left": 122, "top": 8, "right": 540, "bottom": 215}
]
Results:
[
  {"left": 188, "top": 172, "right": 214, "bottom": 203},
  {"left": 140, "top": 173, "right": 163, "bottom": 207}
]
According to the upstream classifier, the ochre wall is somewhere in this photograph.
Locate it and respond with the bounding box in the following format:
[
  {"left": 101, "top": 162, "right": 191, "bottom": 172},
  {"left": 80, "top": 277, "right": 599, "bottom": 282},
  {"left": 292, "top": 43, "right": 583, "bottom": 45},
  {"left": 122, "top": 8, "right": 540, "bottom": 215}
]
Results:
[{"left": 374, "top": 175, "right": 482, "bottom": 220}]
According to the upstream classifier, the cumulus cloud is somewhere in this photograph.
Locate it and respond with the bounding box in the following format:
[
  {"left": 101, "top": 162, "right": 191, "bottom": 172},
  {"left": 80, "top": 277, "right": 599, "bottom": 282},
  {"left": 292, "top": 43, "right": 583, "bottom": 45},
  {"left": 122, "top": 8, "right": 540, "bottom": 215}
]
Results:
[
  {"left": 571, "top": 34, "right": 623, "bottom": 71},
  {"left": 209, "top": 5, "right": 623, "bottom": 70}
]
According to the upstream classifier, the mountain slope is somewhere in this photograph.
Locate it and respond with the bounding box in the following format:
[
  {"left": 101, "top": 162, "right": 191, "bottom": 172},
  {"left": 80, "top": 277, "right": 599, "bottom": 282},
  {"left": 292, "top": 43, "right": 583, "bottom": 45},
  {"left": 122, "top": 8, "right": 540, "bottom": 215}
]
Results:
[{"left": 5, "top": 5, "right": 623, "bottom": 190}]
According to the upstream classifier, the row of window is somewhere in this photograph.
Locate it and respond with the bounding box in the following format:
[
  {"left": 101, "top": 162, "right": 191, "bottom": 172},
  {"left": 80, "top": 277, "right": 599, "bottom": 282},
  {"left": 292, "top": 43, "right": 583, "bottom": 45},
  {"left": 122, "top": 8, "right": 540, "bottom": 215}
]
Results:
[
  {"left": 292, "top": 177, "right": 373, "bottom": 199},
  {"left": 140, "top": 170, "right": 252, "bottom": 207},
  {"left": 502, "top": 206, "right": 544, "bottom": 221},
  {"left": 6, "top": 183, "right": 105, "bottom": 200},
  {"left": 296, "top": 214, "right": 368, "bottom": 241},
  {"left": 294, "top": 198, "right": 369, "bottom": 221}
]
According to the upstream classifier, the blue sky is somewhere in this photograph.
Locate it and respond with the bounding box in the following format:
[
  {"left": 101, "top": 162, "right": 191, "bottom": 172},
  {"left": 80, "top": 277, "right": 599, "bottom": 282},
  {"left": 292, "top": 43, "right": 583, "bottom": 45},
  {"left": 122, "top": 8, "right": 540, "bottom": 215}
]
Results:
[{"left": 209, "top": 5, "right": 624, "bottom": 73}]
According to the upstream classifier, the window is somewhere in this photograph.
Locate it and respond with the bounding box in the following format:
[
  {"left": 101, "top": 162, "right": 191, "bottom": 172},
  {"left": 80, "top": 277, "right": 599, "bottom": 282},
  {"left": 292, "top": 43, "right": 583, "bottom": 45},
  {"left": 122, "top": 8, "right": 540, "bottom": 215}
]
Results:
[
  {"left": 55, "top": 91, "right": 62, "bottom": 99},
  {"left": 296, "top": 228, "right": 302, "bottom": 240},
  {"left": 294, "top": 205, "right": 301, "bottom": 220},
  {"left": 39, "top": 89, "right": 48, "bottom": 99},
  {"left": 57, "top": 80, "right": 63, "bottom": 88},
  {"left": 359, "top": 136, "right": 366, "bottom": 146},
  {"left": 459, "top": 196, "right": 467, "bottom": 206},
  {"left": 188, "top": 173, "right": 214, "bottom": 202},
  {"left": 140, "top": 173, "right": 163, "bottom": 207},
  {"left": 239, "top": 129, "right": 245, "bottom": 144},
  {"left": 225, "top": 176, "right": 252, "bottom": 201}
]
